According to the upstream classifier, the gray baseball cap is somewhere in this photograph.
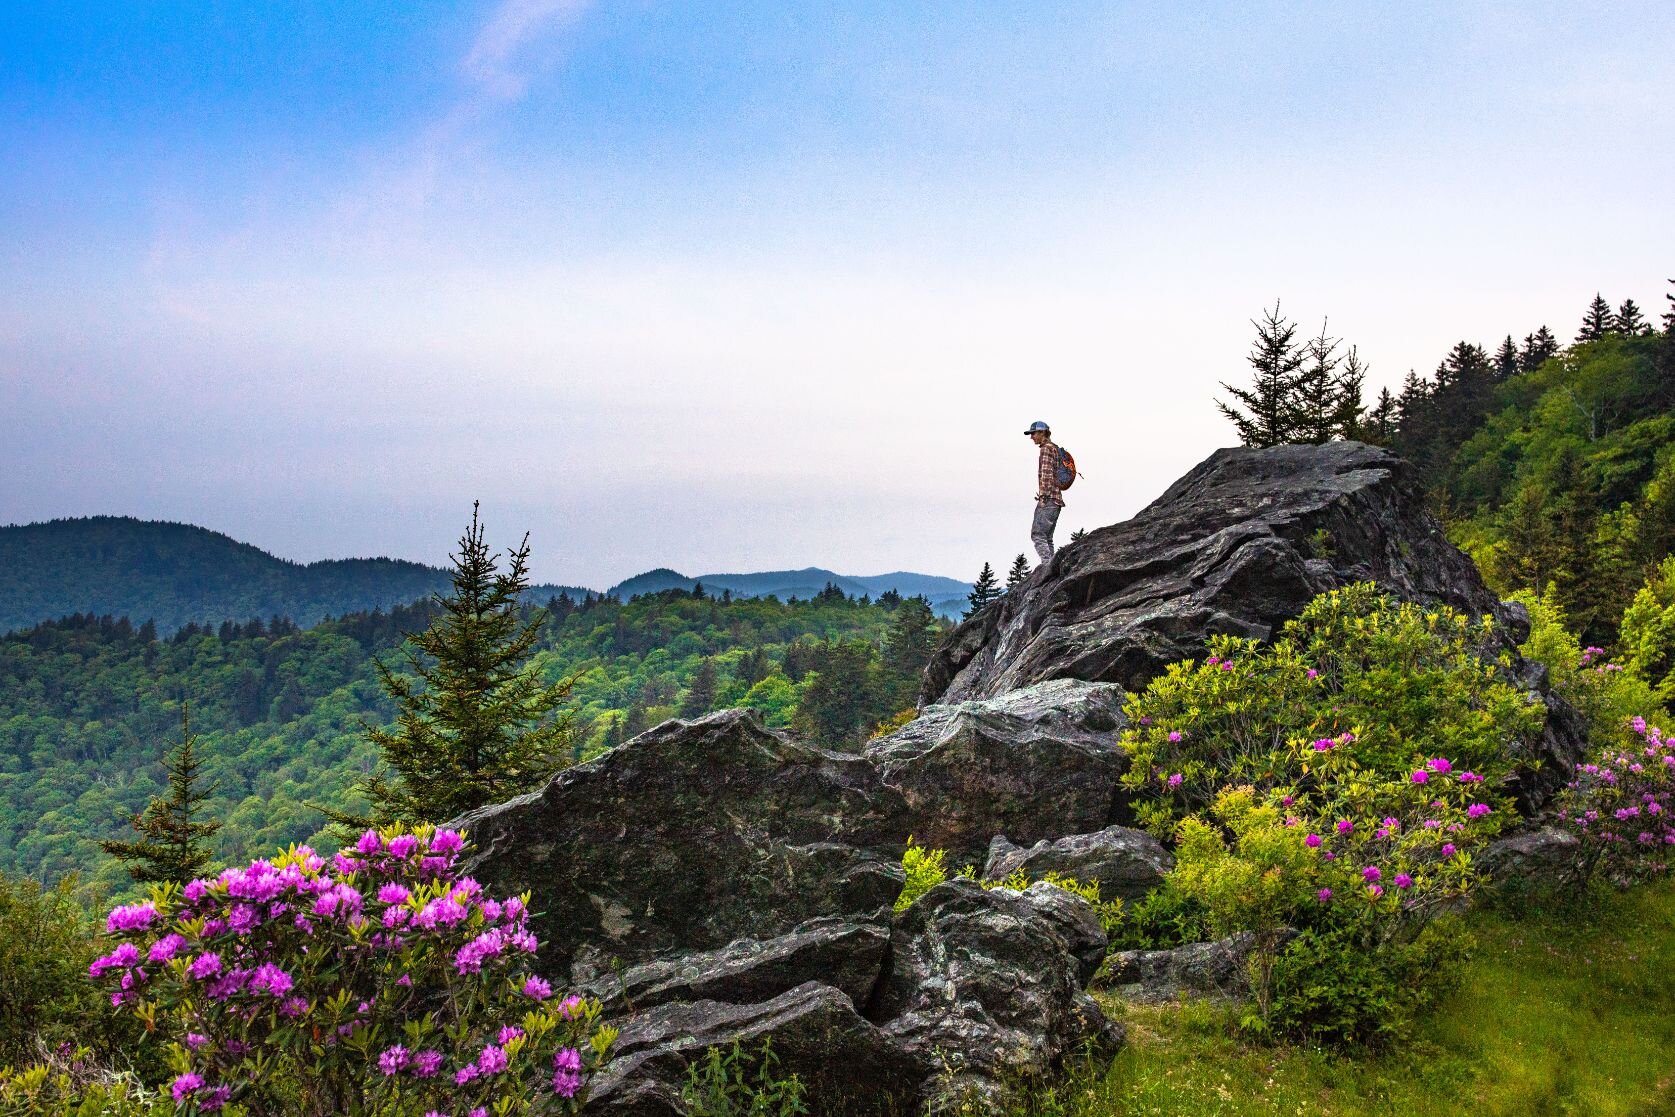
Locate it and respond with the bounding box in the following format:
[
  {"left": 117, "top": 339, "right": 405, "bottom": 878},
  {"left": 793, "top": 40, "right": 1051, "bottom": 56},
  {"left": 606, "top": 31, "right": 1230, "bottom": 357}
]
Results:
[{"left": 1024, "top": 421, "right": 1050, "bottom": 435}]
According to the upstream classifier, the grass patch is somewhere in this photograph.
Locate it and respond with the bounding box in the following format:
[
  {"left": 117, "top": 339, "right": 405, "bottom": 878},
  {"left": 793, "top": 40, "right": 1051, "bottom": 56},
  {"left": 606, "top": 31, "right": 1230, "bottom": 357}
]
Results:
[{"left": 1025, "top": 879, "right": 1675, "bottom": 1116}]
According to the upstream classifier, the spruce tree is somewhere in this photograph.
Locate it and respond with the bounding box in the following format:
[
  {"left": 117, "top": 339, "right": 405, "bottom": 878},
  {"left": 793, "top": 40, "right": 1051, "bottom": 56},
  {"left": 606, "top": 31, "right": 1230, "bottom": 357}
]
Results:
[
  {"left": 965, "top": 563, "right": 1002, "bottom": 618},
  {"left": 1615, "top": 299, "right": 1649, "bottom": 336},
  {"left": 1331, "top": 346, "right": 1369, "bottom": 441},
  {"left": 1577, "top": 294, "right": 1614, "bottom": 342},
  {"left": 1520, "top": 327, "right": 1559, "bottom": 371},
  {"left": 624, "top": 700, "right": 650, "bottom": 739},
  {"left": 1069, "top": 528, "right": 1088, "bottom": 543},
  {"left": 1291, "top": 321, "right": 1342, "bottom": 444},
  {"left": 1493, "top": 335, "right": 1520, "bottom": 382},
  {"left": 1367, "top": 387, "right": 1398, "bottom": 445},
  {"left": 679, "top": 658, "right": 719, "bottom": 719},
  {"left": 882, "top": 596, "right": 937, "bottom": 709},
  {"left": 99, "top": 706, "right": 220, "bottom": 885},
  {"left": 355, "top": 504, "right": 579, "bottom": 825},
  {"left": 604, "top": 713, "right": 626, "bottom": 750},
  {"left": 1216, "top": 302, "right": 1305, "bottom": 447},
  {"left": 1663, "top": 278, "right": 1675, "bottom": 335},
  {"left": 1005, "top": 553, "right": 1031, "bottom": 589}
]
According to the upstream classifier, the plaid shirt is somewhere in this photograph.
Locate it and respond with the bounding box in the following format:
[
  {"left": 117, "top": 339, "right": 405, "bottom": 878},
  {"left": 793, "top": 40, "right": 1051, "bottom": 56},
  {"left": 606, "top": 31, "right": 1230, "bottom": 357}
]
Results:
[{"left": 1037, "top": 439, "right": 1065, "bottom": 506}]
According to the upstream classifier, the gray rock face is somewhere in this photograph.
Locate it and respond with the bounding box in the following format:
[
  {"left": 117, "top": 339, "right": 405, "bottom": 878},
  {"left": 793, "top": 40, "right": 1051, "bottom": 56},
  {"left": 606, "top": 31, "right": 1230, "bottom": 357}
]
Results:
[
  {"left": 584, "top": 982, "right": 924, "bottom": 1117},
  {"left": 919, "top": 441, "right": 1587, "bottom": 811},
  {"left": 984, "top": 826, "right": 1173, "bottom": 903},
  {"left": 873, "top": 879, "right": 1122, "bottom": 1107},
  {"left": 579, "top": 918, "right": 890, "bottom": 1015},
  {"left": 454, "top": 710, "right": 910, "bottom": 981},
  {"left": 922, "top": 442, "right": 1509, "bottom": 704},
  {"left": 866, "top": 680, "right": 1130, "bottom": 862},
  {"left": 1105, "top": 932, "right": 1292, "bottom": 1005},
  {"left": 1480, "top": 824, "right": 1582, "bottom": 885},
  {"left": 460, "top": 710, "right": 1123, "bottom": 1113}
]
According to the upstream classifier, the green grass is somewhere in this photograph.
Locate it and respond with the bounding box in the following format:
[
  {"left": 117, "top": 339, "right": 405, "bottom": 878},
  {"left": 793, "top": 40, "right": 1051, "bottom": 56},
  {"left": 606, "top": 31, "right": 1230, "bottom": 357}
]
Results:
[{"left": 1025, "top": 879, "right": 1675, "bottom": 1117}]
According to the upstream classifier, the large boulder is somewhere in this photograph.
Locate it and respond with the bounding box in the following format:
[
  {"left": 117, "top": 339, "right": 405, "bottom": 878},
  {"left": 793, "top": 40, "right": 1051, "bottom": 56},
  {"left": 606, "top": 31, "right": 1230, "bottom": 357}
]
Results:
[
  {"left": 872, "top": 879, "right": 1122, "bottom": 1109},
  {"left": 1105, "top": 931, "right": 1294, "bottom": 1005},
  {"left": 583, "top": 982, "right": 924, "bottom": 1117},
  {"left": 984, "top": 826, "right": 1173, "bottom": 903},
  {"left": 453, "top": 710, "right": 910, "bottom": 986},
  {"left": 923, "top": 442, "right": 1509, "bottom": 704},
  {"left": 919, "top": 442, "right": 1587, "bottom": 810},
  {"left": 579, "top": 918, "right": 890, "bottom": 1015},
  {"left": 865, "top": 679, "right": 1130, "bottom": 862}
]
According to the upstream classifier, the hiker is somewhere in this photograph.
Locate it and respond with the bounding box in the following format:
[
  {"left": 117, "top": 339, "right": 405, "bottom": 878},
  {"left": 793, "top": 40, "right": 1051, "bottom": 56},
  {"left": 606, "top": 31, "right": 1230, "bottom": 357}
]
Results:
[{"left": 1025, "top": 420, "right": 1064, "bottom": 563}]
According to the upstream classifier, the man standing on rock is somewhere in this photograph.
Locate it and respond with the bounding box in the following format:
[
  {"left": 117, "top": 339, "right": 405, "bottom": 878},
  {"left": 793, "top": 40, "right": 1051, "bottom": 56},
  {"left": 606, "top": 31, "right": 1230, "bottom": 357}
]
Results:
[{"left": 1026, "top": 420, "right": 1063, "bottom": 565}]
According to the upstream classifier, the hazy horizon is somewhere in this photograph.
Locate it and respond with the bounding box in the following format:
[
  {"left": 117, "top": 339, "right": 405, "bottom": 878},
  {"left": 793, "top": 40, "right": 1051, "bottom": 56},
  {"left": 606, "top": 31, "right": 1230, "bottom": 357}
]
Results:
[{"left": 4, "top": 2, "right": 1671, "bottom": 588}]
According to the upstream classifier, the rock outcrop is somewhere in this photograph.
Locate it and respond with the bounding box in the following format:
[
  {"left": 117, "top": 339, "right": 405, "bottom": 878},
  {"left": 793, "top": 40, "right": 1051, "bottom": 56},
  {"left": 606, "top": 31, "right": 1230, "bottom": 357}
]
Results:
[
  {"left": 865, "top": 679, "right": 1130, "bottom": 862},
  {"left": 872, "top": 880, "right": 1122, "bottom": 1109},
  {"left": 1105, "top": 931, "right": 1294, "bottom": 1005},
  {"left": 983, "top": 826, "right": 1173, "bottom": 902},
  {"left": 455, "top": 710, "right": 1116, "bottom": 1114},
  {"left": 455, "top": 710, "right": 910, "bottom": 984},
  {"left": 585, "top": 982, "right": 925, "bottom": 1117},
  {"left": 919, "top": 441, "right": 1587, "bottom": 808},
  {"left": 922, "top": 442, "right": 1507, "bottom": 704}
]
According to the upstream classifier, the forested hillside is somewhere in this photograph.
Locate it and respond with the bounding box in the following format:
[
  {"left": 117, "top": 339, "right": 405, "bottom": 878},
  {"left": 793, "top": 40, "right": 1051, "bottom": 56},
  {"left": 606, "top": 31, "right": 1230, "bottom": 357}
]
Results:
[
  {"left": 1387, "top": 285, "right": 1675, "bottom": 645},
  {"left": 605, "top": 567, "right": 971, "bottom": 617},
  {"left": 0, "top": 517, "right": 594, "bottom": 636},
  {"left": 0, "top": 585, "right": 941, "bottom": 896}
]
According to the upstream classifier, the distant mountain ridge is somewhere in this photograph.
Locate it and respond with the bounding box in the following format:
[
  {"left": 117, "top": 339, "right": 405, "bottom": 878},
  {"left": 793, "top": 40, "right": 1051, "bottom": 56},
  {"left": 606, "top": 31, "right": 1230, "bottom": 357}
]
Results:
[
  {"left": 0, "top": 518, "right": 975, "bottom": 634},
  {"left": 606, "top": 567, "right": 972, "bottom": 616},
  {"left": 0, "top": 517, "right": 594, "bottom": 636}
]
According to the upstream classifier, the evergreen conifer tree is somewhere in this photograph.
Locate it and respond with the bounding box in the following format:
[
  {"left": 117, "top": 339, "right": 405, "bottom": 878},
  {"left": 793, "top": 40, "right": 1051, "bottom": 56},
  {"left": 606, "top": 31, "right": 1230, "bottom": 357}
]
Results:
[
  {"left": 1005, "top": 553, "right": 1030, "bottom": 589},
  {"left": 1331, "top": 346, "right": 1369, "bottom": 441},
  {"left": 1216, "top": 302, "right": 1306, "bottom": 447},
  {"left": 624, "top": 701, "right": 650, "bottom": 739},
  {"left": 353, "top": 504, "right": 579, "bottom": 825},
  {"left": 1367, "top": 387, "right": 1398, "bottom": 445},
  {"left": 1493, "top": 335, "right": 1520, "bottom": 382},
  {"left": 679, "top": 658, "right": 718, "bottom": 719},
  {"left": 1069, "top": 528, "right": 1088, "bottom": 543},
  {"left": 1291, "top": 321, "right": 1342, "bottom": 444},
  {"left": 1663, "top": 279, "right": 1675, "bottom": 335},
  {"left": 882, "top": 596, "right": 937, "bottom": 709},
  {"left": 99, "top": 706, "right": 220, "bottom": 885},
  {"left": 1615, "top": 299, "right": 1649, "bottom": 336},
  {"left": 605, "top": 713, "right": 626, "bottom": 749},
  {"left": 1577, "top": 293, "right": 1615, "bottom": 342},
  {"left": 1521, "top": 327, "right": 1559, "bottom": 371},
  {"left": 965, "top": 563, "right": 1002, "bottom": 618}
]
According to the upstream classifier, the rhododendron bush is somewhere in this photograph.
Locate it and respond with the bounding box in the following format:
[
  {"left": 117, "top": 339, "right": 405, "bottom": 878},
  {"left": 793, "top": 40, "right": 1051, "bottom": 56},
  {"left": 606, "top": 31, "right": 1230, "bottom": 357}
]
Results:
[
  {"left": 1117, "top": 585, "right": 1534, "bottom": 1044},
  {"left": 86, "top": 825, "right": 614, "bottom": 1117},
  {"left": 1555, "top": 716, "right": 1675, "bottom": 885}
]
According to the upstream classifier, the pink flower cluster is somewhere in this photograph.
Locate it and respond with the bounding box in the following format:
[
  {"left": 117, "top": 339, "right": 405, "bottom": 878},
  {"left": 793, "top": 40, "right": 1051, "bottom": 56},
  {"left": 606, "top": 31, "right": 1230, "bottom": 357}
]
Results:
[
  {"left": 88, "top": 826, "right": 605, "bottom": 1113},
  {"left": 1557, "top": 717, "right": 1675, "bottom": 880}
]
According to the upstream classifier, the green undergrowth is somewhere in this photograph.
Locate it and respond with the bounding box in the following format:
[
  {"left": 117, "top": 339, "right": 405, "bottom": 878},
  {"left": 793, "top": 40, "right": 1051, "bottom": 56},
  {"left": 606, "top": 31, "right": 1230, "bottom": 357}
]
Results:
[{"left": 1023, "top": 878, "right": 1675, "bottom": 1117}]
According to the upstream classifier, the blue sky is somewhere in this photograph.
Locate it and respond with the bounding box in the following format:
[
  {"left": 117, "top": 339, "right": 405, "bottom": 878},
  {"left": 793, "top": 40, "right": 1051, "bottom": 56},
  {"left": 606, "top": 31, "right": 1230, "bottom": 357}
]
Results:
[{"left": 2, "top": 2, "right": 1671, "bottom": 588}]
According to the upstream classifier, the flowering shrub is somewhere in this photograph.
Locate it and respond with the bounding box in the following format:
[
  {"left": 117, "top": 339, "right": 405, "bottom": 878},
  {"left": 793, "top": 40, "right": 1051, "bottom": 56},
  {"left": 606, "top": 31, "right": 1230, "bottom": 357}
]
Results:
[
  {"left": 86, "top": 825, "right": 614, "bottom": 1117},
  {"left": 1509, "top": 585, "right": 1664, "bottom": 748},
  {"left": 1120, "top": 583, "right": 1540, "bottom": 835},
  {"left": 1554, "top": 716, "right": 1675, "bottom": 885},
  {"left": 1115, "top": 585, "right": 1531, "bottom": 1044}
]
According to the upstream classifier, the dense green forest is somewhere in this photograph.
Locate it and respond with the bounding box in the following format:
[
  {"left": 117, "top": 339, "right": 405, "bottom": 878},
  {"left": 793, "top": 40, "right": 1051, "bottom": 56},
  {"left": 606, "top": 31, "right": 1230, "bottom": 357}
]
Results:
[
  {"left": 1216, "top": 283, "right": 1675, "bottom": 649},
  {"left": 0, "top": 585, "right": 941, "bottom": 897},
  {"left": 0, "top": 517, "right": 595, "bottom": 637},
  {"left": 1387, "top": 286, "right": 1675, "bottom": 645}
]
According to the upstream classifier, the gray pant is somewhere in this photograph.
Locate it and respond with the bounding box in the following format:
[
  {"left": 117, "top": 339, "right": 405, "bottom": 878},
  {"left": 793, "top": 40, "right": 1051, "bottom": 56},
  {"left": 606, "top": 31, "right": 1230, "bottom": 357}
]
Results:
[{"left": 1031, "top": 500, "right": 1061, "bottom": 563}]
